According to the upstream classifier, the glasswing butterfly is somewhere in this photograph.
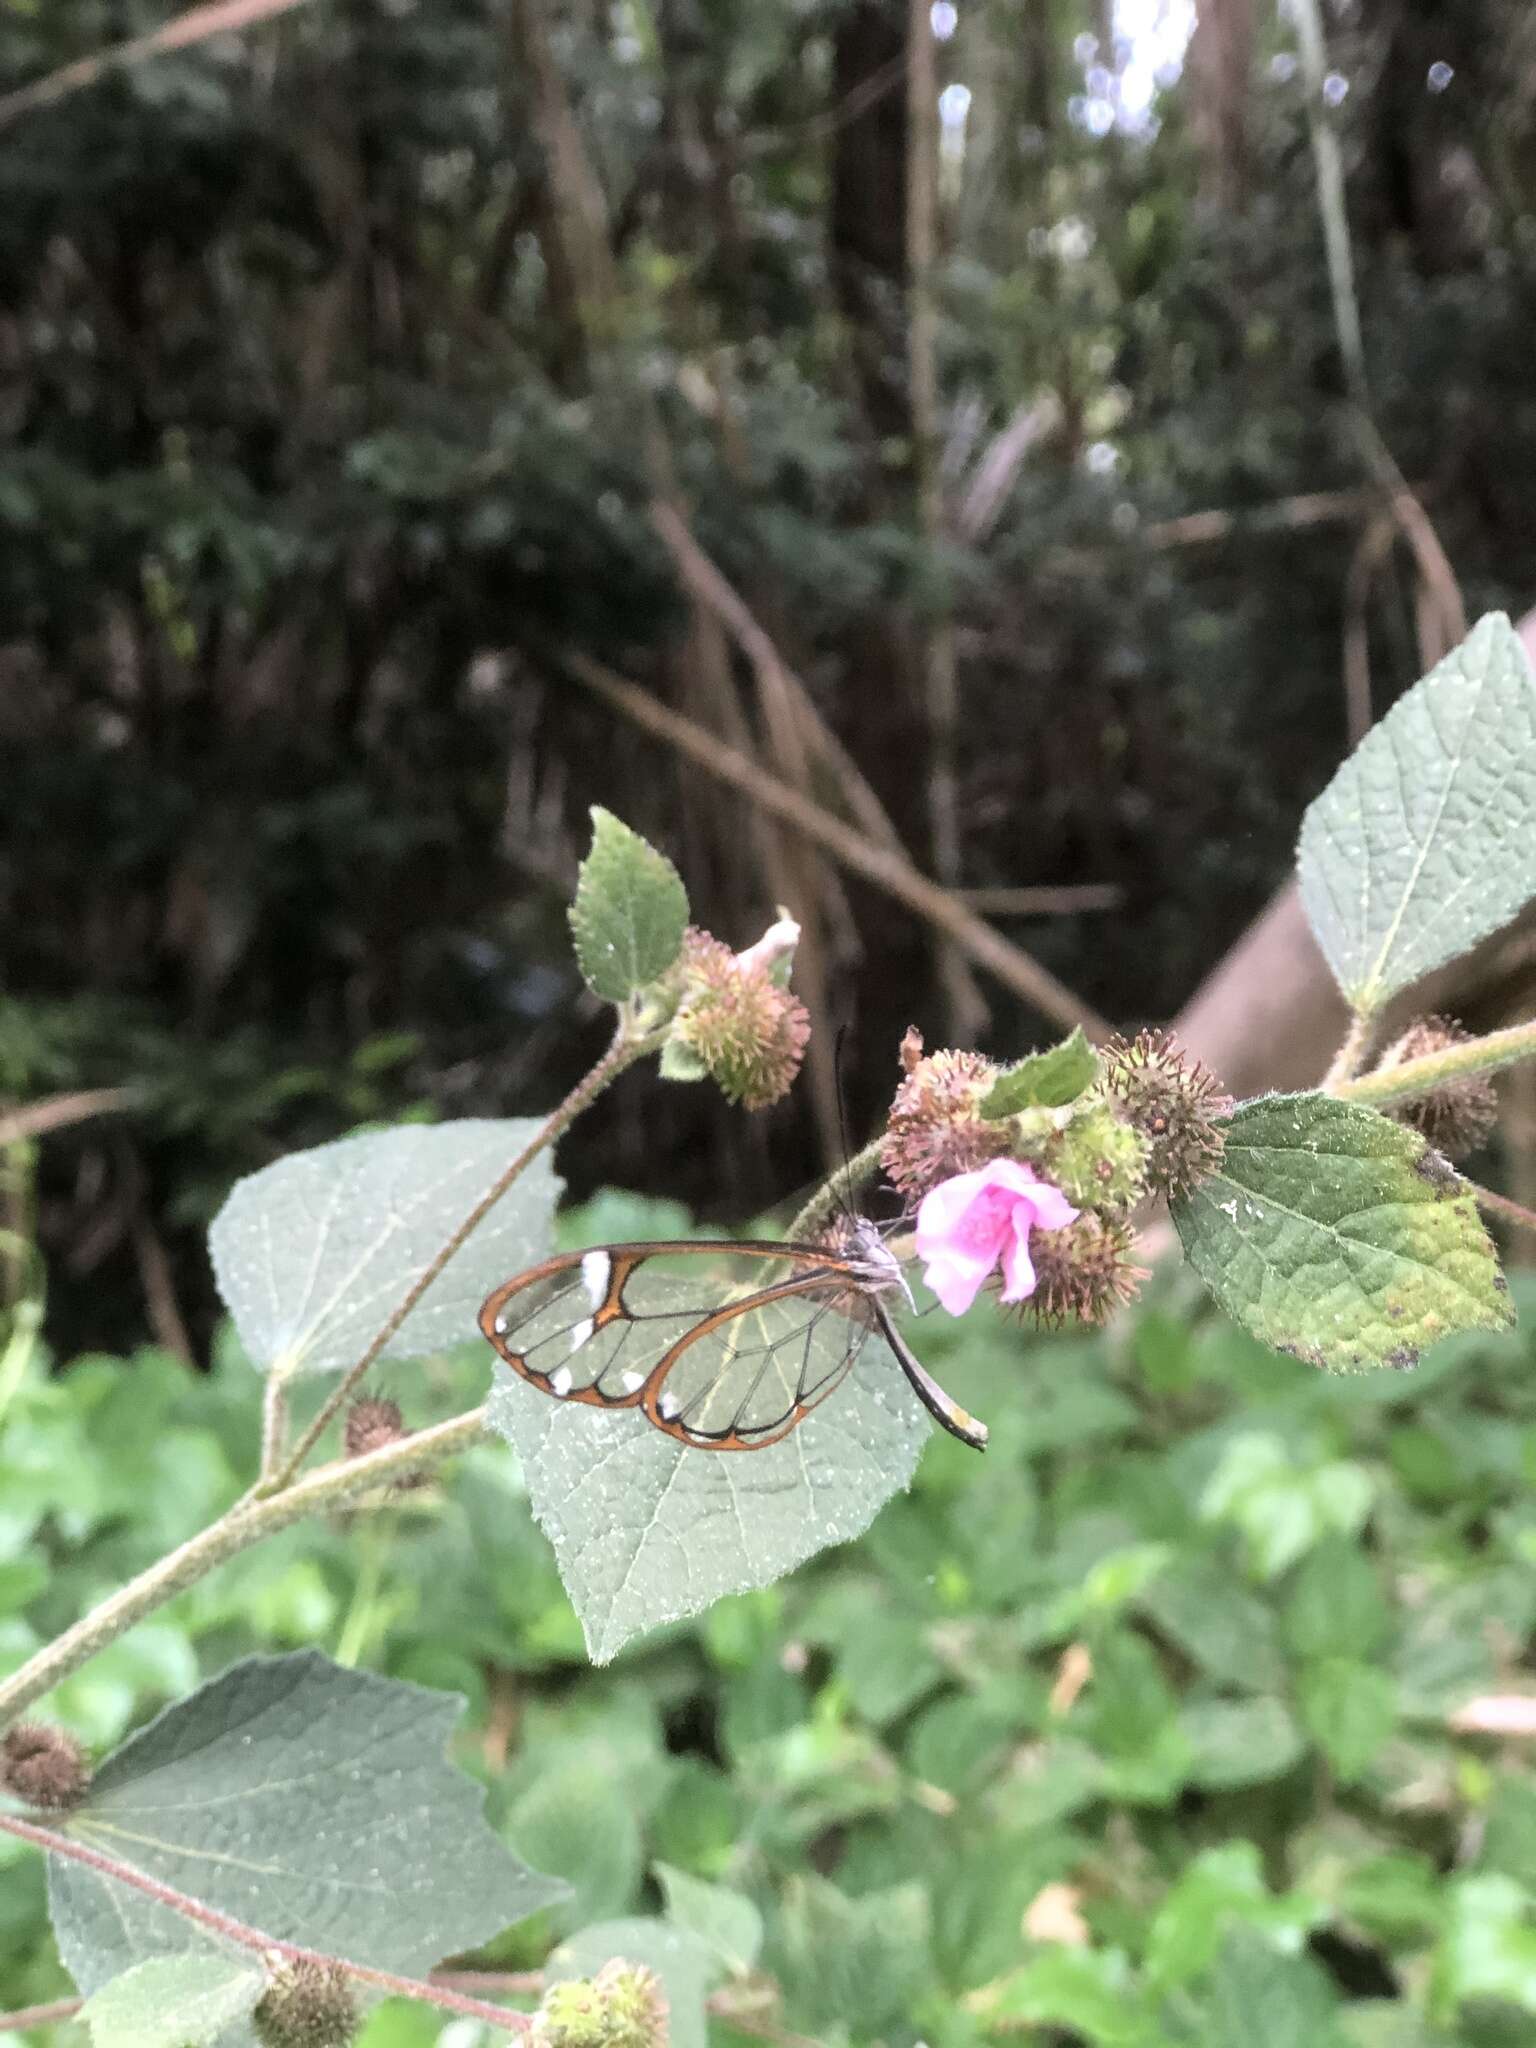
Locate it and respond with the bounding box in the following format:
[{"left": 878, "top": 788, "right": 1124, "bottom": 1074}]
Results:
[{"left": 478, "top": 1215, "right": 988, "bottom": 1453}]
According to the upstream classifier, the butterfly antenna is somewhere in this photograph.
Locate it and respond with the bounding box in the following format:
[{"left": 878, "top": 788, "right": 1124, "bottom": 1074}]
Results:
[{"left": 831, "top": 1025, "right": 860, "bottom": 1228}]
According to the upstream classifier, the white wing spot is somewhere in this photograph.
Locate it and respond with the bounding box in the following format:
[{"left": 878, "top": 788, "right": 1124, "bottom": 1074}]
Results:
[
  {"left": 568, "top": 1316, "right": 594, "bottom": 1353},
  {"left": 621, "top": 1370, "right": 644, "bottom": 1393},
  {"left": 550, "top": 1364, "right": 574, "bottom": 1397},
  {"left": 580, "top": 1250, "right": 610, "bottom": 1307},
  {"left": 658, "top": 1390, "right": 681, "bottom": 1420},
  {"left": 494, "top": 1312, "right": 510, "bottom": 1336}
]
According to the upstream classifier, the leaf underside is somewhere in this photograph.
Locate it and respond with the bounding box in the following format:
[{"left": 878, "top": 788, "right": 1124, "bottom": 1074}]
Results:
[
  {"left": 209, "top": 1118, "right": 560, "bottom": 1377},
  {"left": 1297, "top": 612, "right": 1536, "bottom": 1014},
  {"left": 50, "top": 1652, "right": 566, "bottom": 2048}
]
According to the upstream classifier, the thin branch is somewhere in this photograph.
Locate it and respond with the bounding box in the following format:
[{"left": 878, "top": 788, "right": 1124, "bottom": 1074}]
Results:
[
  {"left": 0, "top": 0, "right": 317, "bottom": 129},
  {"left": 562, "top": 651, "right": 1112, "bottom": 1040},
  {"left": 955, "top": 397, "right": 1058, "bottom": 543},
  {"left": 260, "top": 1365, "right": 292, "bottom": 1479},
  {"left": 1334, "top": 1017, "right": 1536, "bottom": 1108},
  {"left": 959, "top": 884, "right": 1121, "bottom": 915},
  {"left": 1469, "top": 1183, "right": 1536, "bottom": 1240},
  {"left": 0, "top": 1999, "right": 82, "bottom": 2034},
  {"left": 0, "top": 1815, "right": 532, "bottom": 2034},
  {"left": 1323, "top": 1011, "right": 1374, "bottom": 1088},
  {"left": 647, "top": 502, "right": 904, "bottom": 852},
  {"left": 1290, "top": 0, "right": 1368, "bottom": 413},
  {"left": 0, "top": 1088, "right": 138, "bottom": 1147},
  {"left": 265, "top": 1020, "right": 654, "bottom": 1489}
]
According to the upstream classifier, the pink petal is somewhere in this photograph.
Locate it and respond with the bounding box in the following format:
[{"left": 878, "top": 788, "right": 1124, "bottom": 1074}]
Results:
[
  {"left": 980, "top": 1157, "right": 1051, "bottom": 1198},
  {"left": 914, "top": 1167, "right": 997, "bottom": 1250},
  {"left": 922, "top": 1246, "right": 993, "bottom": 1317},
  {"left": 997, "top": 1222, "right": 1038, "bottom": 1303},
  {"left": 1022, "top": 1181, "right": 1079, "bottom": 1233}
]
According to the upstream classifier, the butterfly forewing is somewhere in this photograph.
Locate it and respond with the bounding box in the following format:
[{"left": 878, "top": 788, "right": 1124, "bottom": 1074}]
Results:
[{"left": 480, "top": 1241, "right": 873, "bottom": 1450}]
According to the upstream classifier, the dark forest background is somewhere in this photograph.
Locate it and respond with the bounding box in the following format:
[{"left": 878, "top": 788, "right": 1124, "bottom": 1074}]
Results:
[{"left": 6, "top": 0, "right": 1536, "bottom": 1360}]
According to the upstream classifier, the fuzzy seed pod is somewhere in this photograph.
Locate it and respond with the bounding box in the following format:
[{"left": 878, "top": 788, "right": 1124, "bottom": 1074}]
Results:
[
  {"left": 532, "top": 1960, "right": 669, "bottom": 2048},
  {"left": 880, "top": 1046, "right": 1009, "bottom": 1201},
  {"left": 669, "top": 929, "right": 811, "bottom": 1111},
  {"left": 253, "top": 1960, "right": 357, "bottom": 2048},
  {"left": 0, "top": 1723, "right": 90, "bottom": 1811},
  {"left": 1378, "top": 1015, "right": 1499, "bottom": 1160},
  {"left": 344, "top": 1397, "right": 406, "bottom": 1460},
  {"left": 1101, "top": 1030, "right": 1231, "bottom": 1199},
  {"left": 1022, "top": 1214, "right": 1147, "bottom": 1327},
  {"left": 1039, "top": 1100, "right": 1150, "bottom": 1215}
]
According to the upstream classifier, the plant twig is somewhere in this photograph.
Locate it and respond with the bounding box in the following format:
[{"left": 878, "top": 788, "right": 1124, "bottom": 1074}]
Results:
[
  {"left": 1323, "top": 1011, "right": 1374, "bottom": 1088},
  {"left": 0, "top": 1406, "right": 486, "bottom": 1727},
  {"left": 788, "top": 1137, "right": 887, "bottom": 1242},
  {"left": 563, "top": 651, "right": 1112, "bottom": 1040},
  {"left": 0, "top": 0, "right": 317, "bottom": 129},
  {"left": 0, "top": 1088, "right": 138, "bottom": 1147},
  {"left": 1334, "top": 1017, "right": 1536, "bottom": 1109},
  {"left": 959, "top": 884, "right": 1120, "bottom": 915},
  {"left": 0, "top": 1998, "right": 82, "bottom": 2033},
  {"left": 1468, "top": 1183, "right": 1536, "bottom": 1240},
  {"left": 647, "top": 504, "right": 903, "bottom": 853},
  {"left": 264, "top": 1020, "right": 656, "bottom": 1490},
  {"left": 0, "top": 1815, "right": 532, "bottom": 2034},
  {"left": 260, "top": 1365, "right": 292, "bottom": 1479}
]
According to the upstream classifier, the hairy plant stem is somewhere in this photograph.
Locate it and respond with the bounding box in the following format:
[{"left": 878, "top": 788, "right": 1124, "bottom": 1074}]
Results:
[
  {"left": 266, "top": 1018, "right": 660, "bottom": 1490},
  {"left": 0, "top": 1407, "right": 486, "bottom": 1729},
  {"left": 788, "top": 1135, "right": 887, "bottom": 1242},
  {"left": 259, "top": 1362, "right": 291, "bottom": 1477},
  {"left": 0, "top": 1813, "right": 532, "bottom": 2034},
  {"left": 1331, "top": 1017, "right": 1536, "bottom": 1109},
  {"left": 1323, "top": 1010, "right": 1374, "bottom": 1088},
  {"left": 1468, "top": 1183, "right": 1536, "bottom": 1239}
]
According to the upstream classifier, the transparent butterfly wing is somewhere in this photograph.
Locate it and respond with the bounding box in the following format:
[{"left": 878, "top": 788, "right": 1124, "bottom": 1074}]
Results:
[{"left": 480, "top": 1243, "right": 872, "bottom": 1450}]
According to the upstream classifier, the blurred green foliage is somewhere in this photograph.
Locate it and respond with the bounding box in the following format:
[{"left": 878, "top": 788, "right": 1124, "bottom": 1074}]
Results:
[{"left": 8, "top": 1191, "right": 1536, "bottom": 2043}]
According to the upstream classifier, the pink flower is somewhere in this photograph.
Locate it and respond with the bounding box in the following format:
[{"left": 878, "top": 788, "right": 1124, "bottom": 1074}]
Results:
[{"left": 914, "top": 1159, "right": 1079, "bottom": 1316}]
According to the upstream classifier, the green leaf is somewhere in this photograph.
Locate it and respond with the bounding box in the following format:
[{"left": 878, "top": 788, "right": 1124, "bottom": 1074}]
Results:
[
  {"left": 545, "top": 1917, "right": 712, "bottom": 2048},
  {"left": 981, "top": 1028, "right": 1100, "bottom": 1116},
  {"left": 968, "top": 1947, "right": 1151, "bottom": 2045},
  {"left": 653, "top": 1861, "right": 763, "bottom": 1975},
  {"left": 569, "top": 807, "right": 689, "bottom": 1002},
  {"left": 1432, "top": 1874, "right": 1536, "bottom": 2015},
  {"left": 50, "top": 1652, "right": 565, "bottom": 2028},
  {"left": 486, "top": 1332, "right": 930, "bottom": 1661},
  {"left": 1145, "top": 1843, "right": 1323, "bottom": 1990},
  {"left": 1204, "top": 1929, "right": 1348, "bottom": 2048},
  {"left": 1138, "top": 1556, "right": 1286, "bottom": 1692},
  {"left": 504, "top": 1764, "right": 643, "bottom": 1936},
  {"left": 772, "top": 1876, "right": 930, "bottom": 2033},
  {"left": 1199, "top": 1434, "right": 1374, "bottom": 1580},
  {"left": 1298, "top": 1659, "right": 1399, "bottom": 1783},
  {"left": 1180, "top": 1696, "right": 1306, "bottom": 1790},
  {"left": 1297, "top": 613, "right": 1536, "bottom": 1013},
  {"left": 209, "top": 1118, "right": 560, "bottom": 1377},
  {"left": 78, "top": 1954, "right": 265, "bottom": 2048},
  {"left": 835, "top": 1608, "right": 944, "bottom": 1724},
  {"left": 1283, "top": 1540, "right": 1391, "bottom": 1661},
  {"left": 1172, "top": 1093, "right": 1511, "bottom": 1373}
]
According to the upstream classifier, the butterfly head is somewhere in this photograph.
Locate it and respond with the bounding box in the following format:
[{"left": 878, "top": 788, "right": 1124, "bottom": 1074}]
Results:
[{"left": 836, "top": 1215, "right": 916, "bottom": 1313}]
